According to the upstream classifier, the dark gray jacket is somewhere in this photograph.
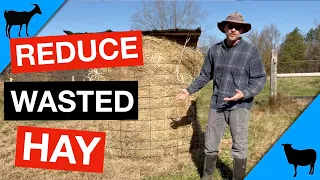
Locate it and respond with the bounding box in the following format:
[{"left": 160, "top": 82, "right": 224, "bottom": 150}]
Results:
[{"left": 186, "top": 38, "right": 267, "bottom": 110}]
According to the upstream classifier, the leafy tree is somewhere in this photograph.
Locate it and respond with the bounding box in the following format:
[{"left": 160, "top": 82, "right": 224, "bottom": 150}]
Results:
[
  {"left": 305, "top": 25, "right": 320, "bottom": 58},
  {"left": 278, "top": 28, "right": 307, "bottom": 73}
]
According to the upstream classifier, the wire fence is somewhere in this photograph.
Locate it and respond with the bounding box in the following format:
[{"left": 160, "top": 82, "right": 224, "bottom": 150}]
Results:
[
  {"left": 0, "top": 66, "right": 90, "bottom": 82},
  {"left": 277, "top": 60, "right": 320, "bottom": 73}
]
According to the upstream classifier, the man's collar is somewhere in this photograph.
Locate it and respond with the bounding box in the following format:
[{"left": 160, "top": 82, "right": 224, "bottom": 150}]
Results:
[{"left": 222, "top": 37, "right": 243, "bottom": 49}]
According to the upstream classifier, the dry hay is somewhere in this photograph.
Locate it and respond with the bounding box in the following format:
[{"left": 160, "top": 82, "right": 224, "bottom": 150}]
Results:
[
  {"left": 2, "top": 35, "right": 204, "bottom": 158},
  {"left": 90, "top": 36, "right": 204, "bottom": 158}
]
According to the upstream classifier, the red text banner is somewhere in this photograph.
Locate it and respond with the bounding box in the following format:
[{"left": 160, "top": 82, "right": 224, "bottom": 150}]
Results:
[
  {"left": 10, "top": 31, "right": 143, "bottom": 74},
  {"left": 15, "top": 126, "right": 106, "bottom": 173}
]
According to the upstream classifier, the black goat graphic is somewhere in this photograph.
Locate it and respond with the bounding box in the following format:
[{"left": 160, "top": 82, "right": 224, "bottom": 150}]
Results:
[
  {"left": 4, "top": 4, "right": 42, "bottom": 39},
  {"left": 282, "top": 144, "right": 316, "bottom": 177}
]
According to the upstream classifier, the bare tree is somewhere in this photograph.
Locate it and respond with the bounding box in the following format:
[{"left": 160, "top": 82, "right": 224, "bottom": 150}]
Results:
[
  {"left": 246, "top": 23, "right": 281, "bottom": 50},
  {"left": 130, "top": 0, "right": 207, "bottom": 30},
  {"left": 245, "top": 23, "right": 281, "bottom": 74},
  {"left": 197, "top": 33, "right": 220, "bottom": 55},
  {"left": 262, "top": 23, "right": 281, "bottom": 50},
  {"left": 245, "top": 29, "right": 260, "bottom": 47}
]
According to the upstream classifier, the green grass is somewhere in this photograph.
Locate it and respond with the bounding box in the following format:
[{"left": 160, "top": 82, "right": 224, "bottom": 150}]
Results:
[
  {"left": 193, "top": 77, "right": 320, "bottom": 132},
  {"left": 0, "top": 77, "right": 319, "bottom": 180},
  {"left": 144, "top": 77, "right": 320, "bottom": 180},
  {"left": 277, "top": 77, "right": 320, "bottom": 96}
]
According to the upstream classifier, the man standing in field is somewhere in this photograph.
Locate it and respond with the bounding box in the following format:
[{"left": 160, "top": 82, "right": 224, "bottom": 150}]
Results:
[{"left": 176, "top": 12, "right": 267, "bottom": 180}]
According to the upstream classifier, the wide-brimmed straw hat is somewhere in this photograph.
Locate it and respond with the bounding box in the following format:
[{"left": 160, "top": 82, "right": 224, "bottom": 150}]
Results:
[{"left": 217, "top": 12, "right": 251, "bottom": 34}]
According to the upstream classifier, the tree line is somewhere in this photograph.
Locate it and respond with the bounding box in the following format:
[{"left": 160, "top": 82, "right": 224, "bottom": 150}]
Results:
[
  {"left": 130, "top": 1, "right": 320, "bottom": 75},
  {"left": 199, "top": 24, "right": 320, "bottom": 75},
  {"left": 245, "top": 24, "right": 320, "bottom": 74}
]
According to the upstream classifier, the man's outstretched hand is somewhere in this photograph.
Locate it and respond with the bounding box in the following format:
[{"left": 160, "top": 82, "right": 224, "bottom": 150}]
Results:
[
  {"left": 176, "top": 89, "right": 190, "bottom": 100},
  {"left": 224, "top": 89, "right": 244, "bottom": 101}
]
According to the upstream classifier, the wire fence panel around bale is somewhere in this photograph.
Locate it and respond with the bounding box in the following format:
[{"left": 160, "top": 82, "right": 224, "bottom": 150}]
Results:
[
  {"left": 0, "top": 35, "right": 204, "bottom": 158},
  {"left": 99, "top": 36, "right": 204, "bottom": 158}
]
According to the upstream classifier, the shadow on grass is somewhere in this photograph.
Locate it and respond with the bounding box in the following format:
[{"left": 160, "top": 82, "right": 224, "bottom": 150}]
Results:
[{"left": 170, "top": 100, "right": 233, "bottom": 179}]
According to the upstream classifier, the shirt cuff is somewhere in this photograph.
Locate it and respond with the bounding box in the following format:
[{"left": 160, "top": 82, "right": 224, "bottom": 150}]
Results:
[
  {"left": 242, "top": 89, "right": 251, "bottom": 100},
  {"left": 186, "top": 86, "right": 194, "bottom": 95}
]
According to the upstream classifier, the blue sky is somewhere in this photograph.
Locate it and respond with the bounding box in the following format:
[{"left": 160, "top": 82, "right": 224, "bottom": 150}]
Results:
[{"left": 37, "top": 0, "right": 320, "bottom": 44}]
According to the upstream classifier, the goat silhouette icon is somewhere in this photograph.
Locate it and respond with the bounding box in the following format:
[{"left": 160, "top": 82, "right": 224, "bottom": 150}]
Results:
[
  {"left": 282, "top": 144, "right": 317, "bottom": 177},
  {"left": 4, "top": 4, "right": 42, "bottom": 39}
]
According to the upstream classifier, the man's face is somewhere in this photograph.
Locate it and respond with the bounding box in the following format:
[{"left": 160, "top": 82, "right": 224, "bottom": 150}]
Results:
[{"left": 224, "top": 23, "right": 243, "bottom": 41}]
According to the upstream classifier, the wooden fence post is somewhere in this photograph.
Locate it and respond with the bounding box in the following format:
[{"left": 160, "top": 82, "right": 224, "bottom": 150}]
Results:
[{"left": 270, "top": 49, "right": 277, "bottom": 104}]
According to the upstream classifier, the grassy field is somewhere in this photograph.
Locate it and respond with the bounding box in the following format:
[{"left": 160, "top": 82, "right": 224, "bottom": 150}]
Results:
[
  {"left": 143, "top": 77, "right": 320, "bottom": 180},
  {"left": 0, "top": 77, "right": 319, "bottom": 180}
]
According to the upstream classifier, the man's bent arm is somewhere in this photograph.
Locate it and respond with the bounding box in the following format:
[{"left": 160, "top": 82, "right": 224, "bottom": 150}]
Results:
[
  {"left": 242, "top": 46, "right": 267, "bottom": 100},
  {"left": 186, "top": 48, "right": 214, "bottom": 95}
]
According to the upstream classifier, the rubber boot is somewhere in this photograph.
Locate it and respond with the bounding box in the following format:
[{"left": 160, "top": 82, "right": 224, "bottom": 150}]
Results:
[
  {"left": 233, "top": 158, "right": 247, "bottom": 180},
  {"left": 201, "top": 154, "right": 218, "bottom": 180}
]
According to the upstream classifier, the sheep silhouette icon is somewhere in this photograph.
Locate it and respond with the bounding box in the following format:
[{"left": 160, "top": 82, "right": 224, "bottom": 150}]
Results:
[
  {"left": 282, "top": 144, "right": 317, "bottom": 177},
  {"left": 4, "top": 4, "right": 42, "bottom": 39}
]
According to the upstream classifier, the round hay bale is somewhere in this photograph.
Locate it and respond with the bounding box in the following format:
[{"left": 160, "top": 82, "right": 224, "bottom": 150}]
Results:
[
  {"left": 94, "top": 36, "right": 204, "bottom": 158},
  {"left": 1, "top": 35, "right": 204, "bottom": 158}
]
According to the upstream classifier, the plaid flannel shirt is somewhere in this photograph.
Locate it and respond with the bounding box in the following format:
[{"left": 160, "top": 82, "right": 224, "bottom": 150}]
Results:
[{"left": 186, "top": 38, "right": 267, "bottom": 110}]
